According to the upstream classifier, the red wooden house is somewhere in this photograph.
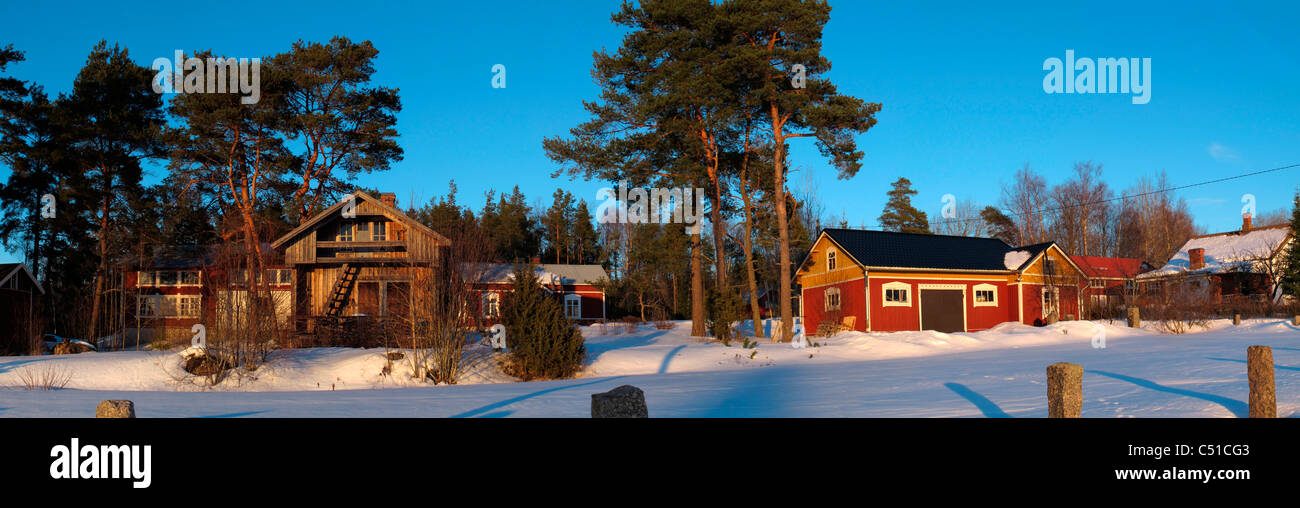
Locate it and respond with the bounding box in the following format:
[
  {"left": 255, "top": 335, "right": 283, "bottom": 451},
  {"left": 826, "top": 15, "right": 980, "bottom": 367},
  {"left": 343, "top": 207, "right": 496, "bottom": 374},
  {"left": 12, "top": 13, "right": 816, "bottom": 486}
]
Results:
[
  {"left": 796, "top": 229, "right": 1089, "bottom": 333},
  {"left": 123, "top": 246, "right": 293, "bottom": 345},
  {"left": 468, "top": 262, "right": 608, "bottom": 325},
  {"left": 1070, "top": 255, "right": 1152, "bottom": 311}
]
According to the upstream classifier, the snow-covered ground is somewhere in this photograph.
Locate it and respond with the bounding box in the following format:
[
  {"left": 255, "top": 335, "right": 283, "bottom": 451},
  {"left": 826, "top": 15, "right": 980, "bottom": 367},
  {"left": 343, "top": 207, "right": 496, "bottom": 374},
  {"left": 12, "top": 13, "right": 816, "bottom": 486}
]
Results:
[{"left": 1, "top": 318, "right": 1297, "bottom": 417}]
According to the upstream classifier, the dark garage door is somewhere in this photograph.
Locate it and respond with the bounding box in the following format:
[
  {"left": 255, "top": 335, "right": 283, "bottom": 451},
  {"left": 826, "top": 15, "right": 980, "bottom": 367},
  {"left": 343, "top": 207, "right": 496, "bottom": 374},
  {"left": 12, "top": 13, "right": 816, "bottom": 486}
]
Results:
[{"left": 920, "top": 289, "right": 964, "bottom": 332}]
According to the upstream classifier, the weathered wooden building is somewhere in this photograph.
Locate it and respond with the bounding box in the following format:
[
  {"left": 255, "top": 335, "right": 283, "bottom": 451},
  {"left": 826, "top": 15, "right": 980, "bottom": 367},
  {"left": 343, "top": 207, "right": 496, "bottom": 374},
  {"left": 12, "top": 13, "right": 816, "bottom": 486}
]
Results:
[
  {"left": 270, "top": 191, "right": 450, "bottom": 328},
  {"left": 0, "top": 263, "right": 43, "bottom": 355}
]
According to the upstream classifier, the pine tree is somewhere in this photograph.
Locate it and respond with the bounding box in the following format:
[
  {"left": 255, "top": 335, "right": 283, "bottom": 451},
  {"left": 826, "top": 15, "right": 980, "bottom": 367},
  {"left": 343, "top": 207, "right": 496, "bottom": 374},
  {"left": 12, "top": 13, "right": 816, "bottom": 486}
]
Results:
[
  {"left": 1281, "top": 192, "right": 1300, "bottom": 298},
  {"left": 981, "top": 206, "right": 1018, "bottom": 244},
  {"left": 878, "top": 177, "right": 931, "bottom": 234},
  {"left": 500, "top": 264, "right": 586, "bottom": 380},
  {"left": 66, "top": 41, "right": 166, "bottom": 342}
]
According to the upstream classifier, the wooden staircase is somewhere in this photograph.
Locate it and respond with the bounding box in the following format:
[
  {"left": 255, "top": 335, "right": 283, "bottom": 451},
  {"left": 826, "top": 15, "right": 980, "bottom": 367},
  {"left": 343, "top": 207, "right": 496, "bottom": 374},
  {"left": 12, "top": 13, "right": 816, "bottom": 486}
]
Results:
[{"left": 324, "top": 264, "right": 361, "bottom": 317}]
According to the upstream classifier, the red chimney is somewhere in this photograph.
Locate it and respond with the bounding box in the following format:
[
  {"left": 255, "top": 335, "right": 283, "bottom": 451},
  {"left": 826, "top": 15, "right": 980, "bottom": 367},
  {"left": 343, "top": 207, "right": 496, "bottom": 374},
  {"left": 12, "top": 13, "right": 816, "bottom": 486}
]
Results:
[
  {"left": 380, "top": 192, "right": 396, "bottom": 208},
  {"left": 1242, "top": 213, "right": 1252, "bottom": 233},
  {"left": 1188, "top": 248, "right": 1205, "bottom": 270}
]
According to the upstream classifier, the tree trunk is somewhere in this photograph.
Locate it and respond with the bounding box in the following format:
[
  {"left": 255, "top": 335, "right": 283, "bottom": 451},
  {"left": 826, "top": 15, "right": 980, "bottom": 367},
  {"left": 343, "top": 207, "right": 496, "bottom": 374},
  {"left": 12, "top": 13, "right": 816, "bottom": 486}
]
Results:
[
  {"left": 89, "top": 194, "right": 110, "bottom": 345},
  {"left": 738, "top": 141, "right": 763, "bottom": 338},
  {"left": 690, "top": 229, "right": 706, "bottom": 337},
  {"left": 770, "top": 105, "right": 794, "bottom": 342},
  {"left": 711, "top": 177, "right": 728, "bottom": 292}
]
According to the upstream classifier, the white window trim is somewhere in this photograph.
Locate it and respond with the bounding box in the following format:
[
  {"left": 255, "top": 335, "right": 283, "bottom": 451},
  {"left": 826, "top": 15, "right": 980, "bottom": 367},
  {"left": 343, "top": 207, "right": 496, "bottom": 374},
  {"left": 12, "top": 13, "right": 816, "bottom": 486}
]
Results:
[
  {"left": 827, "top": 249, "right": 837, "bottom": 271},
  {"left": 137, "top": 270, "right": 202, "bottom": 288},
  {"left": 482, "top": 292, "right": 500, "bottom": 318},
  {"left": 564, "top": 294, "right": 582, "bottom": 319},
  {"left": 136, "top": 294, "right": 202, "bottom": 318},
  {"left": 823, "top": 287, "right": 842, "bottom": 311},
  {"left": 972, "top": 283, "right": 998, "bottom": 307},
  {"left": 881, "top": 281, "right": 912, "bottom": 307}
]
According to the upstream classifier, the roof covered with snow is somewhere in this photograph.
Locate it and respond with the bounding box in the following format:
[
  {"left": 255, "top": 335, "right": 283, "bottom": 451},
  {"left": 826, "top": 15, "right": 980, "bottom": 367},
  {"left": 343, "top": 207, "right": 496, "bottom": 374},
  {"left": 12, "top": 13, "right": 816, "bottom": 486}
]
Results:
[
  {"left": 819, "top": 228, "right": 1052, "bottom": 272},
  {"left": 467, "top": 263, "right": 609, "bottom": 286},
  {"left": 1138, "top": 224, "right": 1292, "bottom": 278}
]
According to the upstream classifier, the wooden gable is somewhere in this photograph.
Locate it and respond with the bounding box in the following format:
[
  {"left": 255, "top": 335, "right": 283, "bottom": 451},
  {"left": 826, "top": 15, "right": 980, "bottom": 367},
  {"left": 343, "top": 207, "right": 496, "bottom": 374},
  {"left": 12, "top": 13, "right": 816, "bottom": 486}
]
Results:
[
  {"left": 1017, "top": 244, "right": 1088, "bottom": 284},
  {"left": 797, "top": 232, "right": 866, "bottom": 288},
  {"left": 272, "top": 191, "right": 450, "bottom": 265}
]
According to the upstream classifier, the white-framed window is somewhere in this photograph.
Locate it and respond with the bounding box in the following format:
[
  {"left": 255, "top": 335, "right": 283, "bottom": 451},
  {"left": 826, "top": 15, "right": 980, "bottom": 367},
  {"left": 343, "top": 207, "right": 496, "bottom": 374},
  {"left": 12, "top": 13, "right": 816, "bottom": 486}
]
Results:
[
  {"left": 564, "top": 294, "right": 582, "bottom": 319},
  {"left": 1042, "top": 286, "right": 1059, "bottom": 314},
  {"left": 338, "top": 222, "right": 354, "bottom": 242},
  {"left": 482, "top": 292, "right": 500, "bottom": 318},
  {"left": 372, "top": 221, "right": 387, "bottom": 241},
  {"left": 827, "top": 249, "right": 837, "bottom": 270},
  {"left": 882, "top": 281, "right": 911, "bottom": 307},
  {"left": 137, "top": 270, "right": 201, "bottom": 287},
  {"left": 824, "top": 287, "right": 841, "bottom": 311},
  {"left": 1090, "top": 278, "right": 1103, "bottom": 288},
  {"left": 1043, "top": 257, "right": 1057, "bottom": 276},
  {"left": 137, "top": 295, "right": 202, "bottom": 318},
  {"left": 972, "top": 283, "right": 998, "bottom": 307}
]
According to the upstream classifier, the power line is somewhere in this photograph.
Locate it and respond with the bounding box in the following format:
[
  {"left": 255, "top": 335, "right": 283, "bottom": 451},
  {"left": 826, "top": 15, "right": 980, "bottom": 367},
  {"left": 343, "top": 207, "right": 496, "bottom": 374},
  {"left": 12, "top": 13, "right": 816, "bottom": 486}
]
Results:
[{"left": 909, "top": 162, "right": 1300, "bottom": 229}]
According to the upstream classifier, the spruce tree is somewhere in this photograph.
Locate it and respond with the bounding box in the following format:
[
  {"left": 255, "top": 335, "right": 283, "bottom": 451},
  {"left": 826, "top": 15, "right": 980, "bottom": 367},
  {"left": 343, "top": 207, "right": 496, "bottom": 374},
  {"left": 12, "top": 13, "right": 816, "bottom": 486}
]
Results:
[
  {"left": 1281, "top": 192, "right": 1300, "bottom": 298},
  {"left": 878, "top": 177, "right": 931, "bottom": 234},
  {"left": 500, "top": 264, "right": 586, "bottom": 380}
]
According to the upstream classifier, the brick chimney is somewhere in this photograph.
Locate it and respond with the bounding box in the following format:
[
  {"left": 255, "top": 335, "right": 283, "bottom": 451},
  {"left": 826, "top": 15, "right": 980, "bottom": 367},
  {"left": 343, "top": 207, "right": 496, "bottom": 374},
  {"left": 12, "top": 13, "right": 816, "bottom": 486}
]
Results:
[
  {"left": 379, "top": 192, "right": 396, "bottom": 208},
  {"left": 1242, "top": 212, "right": 1252, "bottom": 233},
  {"left": 1188, "top": 248, "right": 1205, "bottom": 270}
]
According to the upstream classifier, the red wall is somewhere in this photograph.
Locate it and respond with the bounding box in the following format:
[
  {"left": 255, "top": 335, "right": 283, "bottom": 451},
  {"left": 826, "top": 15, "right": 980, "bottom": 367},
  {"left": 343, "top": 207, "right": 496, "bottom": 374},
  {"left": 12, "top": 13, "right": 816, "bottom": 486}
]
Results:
[
  {"left": 802, "top": 277, "right": 867, "bottom": 332},
  {"left": 867, "top": 278, "right": 1017, "bottom": 332}
]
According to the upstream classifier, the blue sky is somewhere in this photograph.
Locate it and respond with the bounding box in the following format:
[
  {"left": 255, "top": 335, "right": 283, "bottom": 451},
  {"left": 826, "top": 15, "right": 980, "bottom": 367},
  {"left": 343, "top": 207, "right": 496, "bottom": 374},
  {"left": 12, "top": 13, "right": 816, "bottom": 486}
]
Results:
[{"left": 1, "top": 0, "right": 1298, "bottom": 264}]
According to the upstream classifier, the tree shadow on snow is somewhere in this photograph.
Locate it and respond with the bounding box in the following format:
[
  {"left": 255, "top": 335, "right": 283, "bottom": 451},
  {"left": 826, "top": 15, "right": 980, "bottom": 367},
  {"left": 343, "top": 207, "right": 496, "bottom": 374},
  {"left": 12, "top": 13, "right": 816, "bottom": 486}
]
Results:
[
  {"left": 943, "top": 382, "right": 1011, "bottom": 418},
  {"left": 449, "top": 375, "right": 629, "bottom": 418},
  {"left": 1205, "top": 357, "right": 1300, "bottom": 372},
  {"left": 584, "top": 330, "right": 672, "bottom": 364},
  {"left": 658, "top": 344, "right": 688, "bottom": 374},
  {"left": 0, "top": 358, "right": 49, "bottom": 375},
  {"left": 199, "top": 410, "right": 271, "bottom": 418},
  {"left": 1087, "top": 370, "right": 1248, "bottom": 418}
]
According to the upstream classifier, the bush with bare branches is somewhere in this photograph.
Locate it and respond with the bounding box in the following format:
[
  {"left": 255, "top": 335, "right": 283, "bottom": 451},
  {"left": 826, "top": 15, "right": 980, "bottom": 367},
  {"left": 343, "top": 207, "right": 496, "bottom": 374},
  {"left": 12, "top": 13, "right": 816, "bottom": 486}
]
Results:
[{"left": 17, "top": 365, "right": 72, "bottom": 390}]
